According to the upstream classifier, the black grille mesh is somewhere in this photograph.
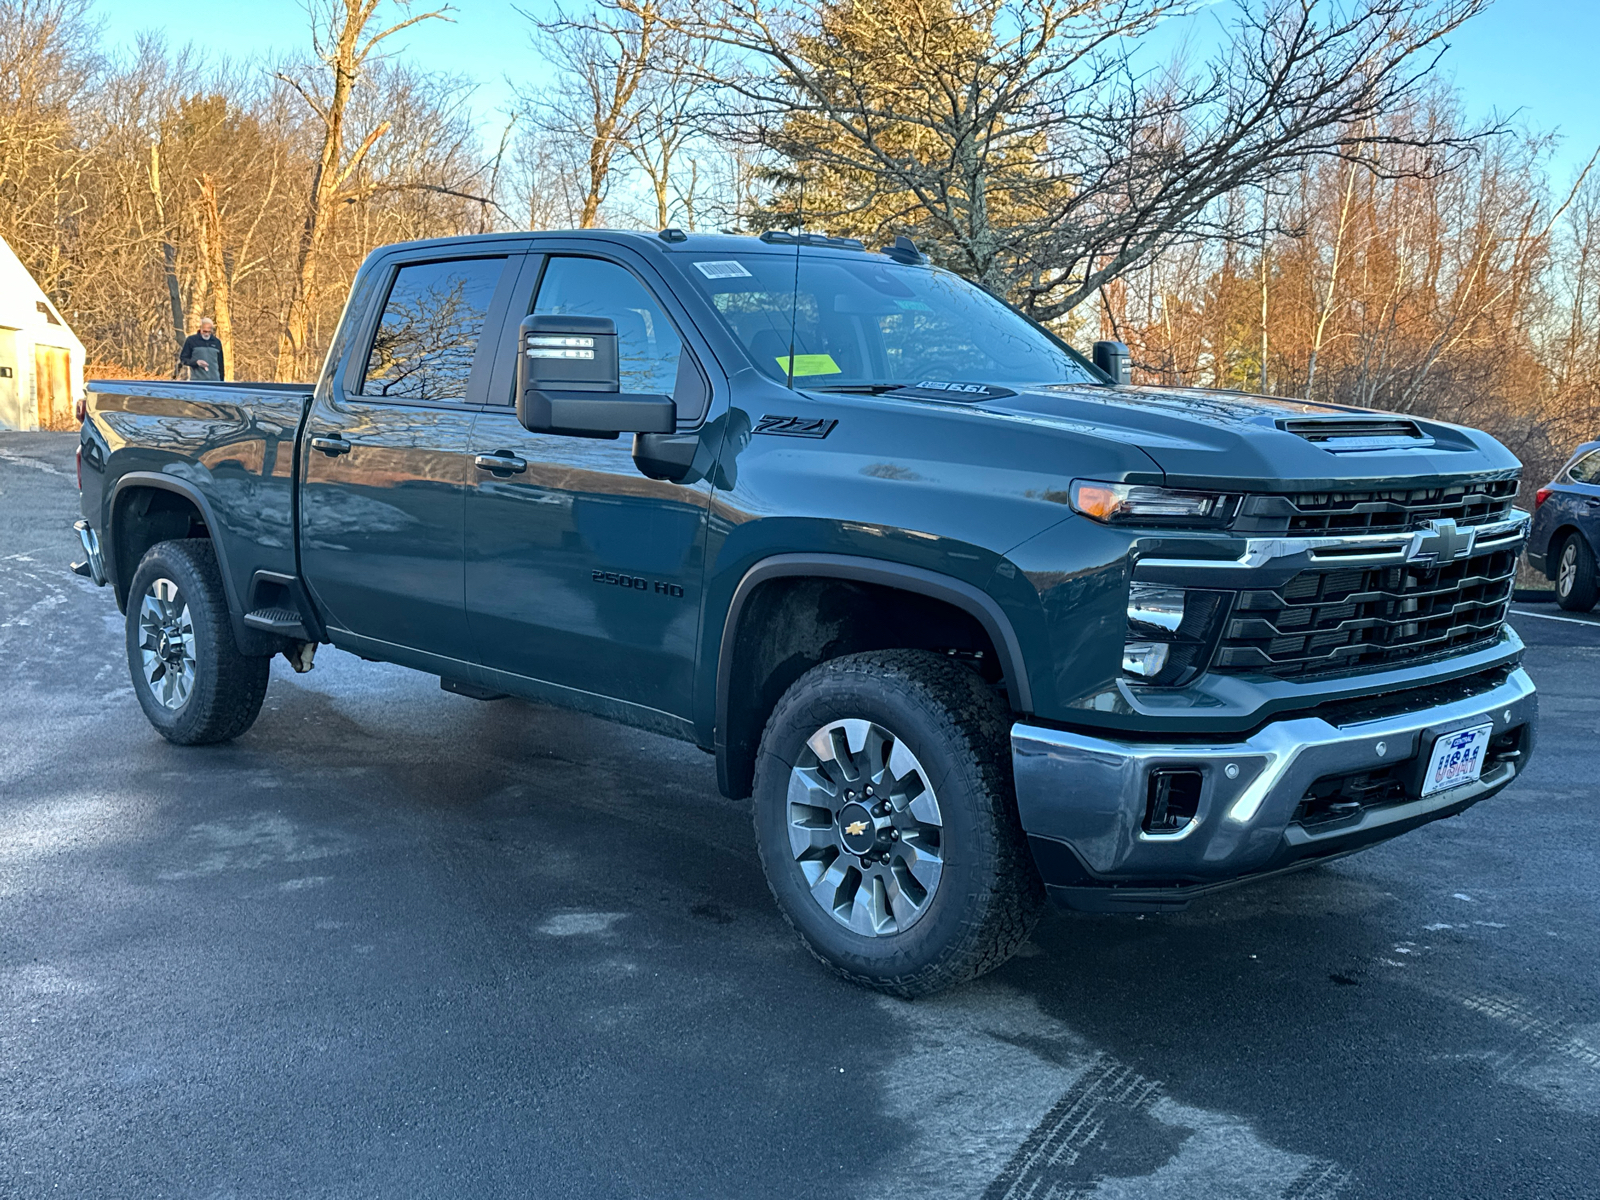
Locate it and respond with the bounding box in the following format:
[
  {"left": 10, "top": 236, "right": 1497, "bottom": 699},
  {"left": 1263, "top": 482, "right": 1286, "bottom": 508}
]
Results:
[
  {"left": 1213, "top": 545, "right": 1518, "bottom": 679},
  {"left": 1237, "top": 479, "right": 1518, "bottom": 536}
]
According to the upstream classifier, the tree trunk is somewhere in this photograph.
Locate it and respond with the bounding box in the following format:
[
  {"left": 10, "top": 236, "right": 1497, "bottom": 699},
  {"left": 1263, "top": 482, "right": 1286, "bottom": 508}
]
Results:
[
  {"left": 197, "top": 174, "right": 234, "bottom": 372},
  {"left": 276, "top": 0, "right": 367, "bottom": 381},
  {"left": 148, "top": 144, "right": 185, "bottom": 365}
]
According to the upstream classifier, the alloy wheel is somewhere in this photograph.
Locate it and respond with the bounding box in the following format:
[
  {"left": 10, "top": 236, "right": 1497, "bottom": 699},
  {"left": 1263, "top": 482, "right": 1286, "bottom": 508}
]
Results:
[
  {"left": 138, "top": 577, "right": 196, "bottom": 710},
  {"left": 785, "top": 718, "right": 944, "bottom": 937},
  {"left": 1558, "top": 541, "right": 1578, "bottom": 598}
]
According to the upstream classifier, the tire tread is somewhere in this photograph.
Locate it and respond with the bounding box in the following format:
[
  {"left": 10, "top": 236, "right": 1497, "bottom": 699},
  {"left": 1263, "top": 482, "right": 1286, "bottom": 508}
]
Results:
[
  {"left": 754, "top": 649, "right": 1044, "bottom": 997},
  {"left": 127, "top": 539, "right": 269, "bottom": 745}
]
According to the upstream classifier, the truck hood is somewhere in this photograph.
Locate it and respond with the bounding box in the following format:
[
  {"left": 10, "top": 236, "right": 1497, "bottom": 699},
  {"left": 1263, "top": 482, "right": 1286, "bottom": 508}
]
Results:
[{"left": 971, "top": 383, "right": 1522, "bottom": 489}]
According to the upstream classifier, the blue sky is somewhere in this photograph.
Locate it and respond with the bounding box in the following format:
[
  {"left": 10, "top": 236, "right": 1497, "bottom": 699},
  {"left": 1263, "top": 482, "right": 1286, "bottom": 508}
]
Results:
[{"left": 97, "top": 0, "right": 1600, "bottom": 186}]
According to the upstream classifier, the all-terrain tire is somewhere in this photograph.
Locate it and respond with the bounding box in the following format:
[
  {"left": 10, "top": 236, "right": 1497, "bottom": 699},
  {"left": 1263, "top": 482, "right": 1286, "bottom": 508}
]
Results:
[
  {"left": 126, "top": 538, "right": 270, "bottom": 745},
  {"left": 1554, "top": 532, "right": 1599, "bottom": 612},
  {"left": 752, "top": 650, "right": 1044, "bottom": 997}
]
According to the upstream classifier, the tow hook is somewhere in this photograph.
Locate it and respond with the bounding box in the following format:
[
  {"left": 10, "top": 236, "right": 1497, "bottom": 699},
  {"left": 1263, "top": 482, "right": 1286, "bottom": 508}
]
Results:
[{"left": 283, "top": 641, "right": 317, "bottom": 674}]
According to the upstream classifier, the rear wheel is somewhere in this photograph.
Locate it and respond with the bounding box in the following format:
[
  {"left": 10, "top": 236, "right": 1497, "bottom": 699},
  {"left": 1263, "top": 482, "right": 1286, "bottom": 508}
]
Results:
[
  {"left": 1554, "top": 534, "right": 1599, "bottom": 612},
  {"left": 752, "top": 650, "right": 1043, "bottom": 997},
  {"left": 126, "top": 539, "right": 269, "bottom": 744}
]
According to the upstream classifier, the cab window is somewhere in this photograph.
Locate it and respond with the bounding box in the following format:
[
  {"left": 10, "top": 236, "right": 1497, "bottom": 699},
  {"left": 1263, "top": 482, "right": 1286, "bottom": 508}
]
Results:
[{"left": 362, "top": 257, "right": 506, "bottom": 401}]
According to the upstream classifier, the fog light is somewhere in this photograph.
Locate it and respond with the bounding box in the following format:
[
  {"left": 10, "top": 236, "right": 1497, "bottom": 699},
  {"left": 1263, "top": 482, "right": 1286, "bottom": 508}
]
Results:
[
  {"left": 1128, "top": 584, "right": 1185, "bottom": 633},
  {"left": 1122, "top": 641, "right": 1170, "bottom": 677}
]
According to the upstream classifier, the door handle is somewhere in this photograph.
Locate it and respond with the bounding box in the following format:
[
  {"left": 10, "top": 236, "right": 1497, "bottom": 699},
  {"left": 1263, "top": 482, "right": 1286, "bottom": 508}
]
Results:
[
  {"left": 475, "top": 452, "right": 527, "bottom": 475},
  {"left": 310, "top": 436, "right": 350, "bottom": 456}
]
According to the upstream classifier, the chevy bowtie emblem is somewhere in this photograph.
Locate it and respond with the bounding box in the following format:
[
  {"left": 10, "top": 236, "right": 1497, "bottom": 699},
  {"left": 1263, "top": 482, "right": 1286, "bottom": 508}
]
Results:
[
  {"left": 844, "top": 820, "right": 869, "bottom": 836},
  {"left": 1408, "top": 517, "right": 1477, "bottom": 565}
]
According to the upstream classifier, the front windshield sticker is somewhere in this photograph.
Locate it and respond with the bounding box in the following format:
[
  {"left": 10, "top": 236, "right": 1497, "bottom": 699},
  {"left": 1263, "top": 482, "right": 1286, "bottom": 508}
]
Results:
[
  {"left": 694, "top": 260, "right": 753, "bottom": 279},
  {"left": 778, "top": 353, "right": 841, "bottom": 377}
]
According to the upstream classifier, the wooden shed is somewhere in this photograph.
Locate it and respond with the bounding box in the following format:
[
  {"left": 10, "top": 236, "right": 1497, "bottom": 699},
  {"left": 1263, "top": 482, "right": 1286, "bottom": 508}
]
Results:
[{"left": 0, "top": 236, "right": 85, "bottom": 431}]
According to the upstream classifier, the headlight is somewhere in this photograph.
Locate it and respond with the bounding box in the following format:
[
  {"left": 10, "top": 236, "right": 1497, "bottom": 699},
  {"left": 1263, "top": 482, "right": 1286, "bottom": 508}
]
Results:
[
  {"left": 1122, "top": 584, "right": 1232, "bottom": 686},
  {"left": 1070, "top": 480, "right": 1236, "bottom": 527}
]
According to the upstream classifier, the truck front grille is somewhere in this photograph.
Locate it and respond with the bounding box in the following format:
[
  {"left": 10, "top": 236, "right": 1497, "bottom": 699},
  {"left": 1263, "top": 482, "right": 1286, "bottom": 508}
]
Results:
[
  {"left": 1236, "top": 479, "right": 1518, "bottom": 536},
  {"left": 1212, "top": 544, "right": 1518, "bottom": 679}
]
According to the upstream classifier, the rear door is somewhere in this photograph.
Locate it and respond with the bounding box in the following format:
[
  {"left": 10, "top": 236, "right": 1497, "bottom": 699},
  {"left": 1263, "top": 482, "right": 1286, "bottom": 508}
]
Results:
[
  {"left": 464, "top": 249, "right": 719, "bottom": 722},
  {"left": 1569, "top": 449, "right": 1600, "bottom": 554},
  {"left": 300, "top": 251, "right": 519, "bottom": 665}
]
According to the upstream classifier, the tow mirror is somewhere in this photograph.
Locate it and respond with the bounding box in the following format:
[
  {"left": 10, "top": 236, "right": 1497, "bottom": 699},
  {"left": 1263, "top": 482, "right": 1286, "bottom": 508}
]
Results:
[
  {"left": 516, "top": 314, "right": 675, "bottom": 436},
  {"left": 1092, "top": 340, "right": 1131, "bottom": 386}
]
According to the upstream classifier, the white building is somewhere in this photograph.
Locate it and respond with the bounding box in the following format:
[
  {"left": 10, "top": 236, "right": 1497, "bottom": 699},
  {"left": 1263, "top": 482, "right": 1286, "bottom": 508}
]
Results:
[{"left": 0, "top": 235, "right": 85, "bottom": 431}]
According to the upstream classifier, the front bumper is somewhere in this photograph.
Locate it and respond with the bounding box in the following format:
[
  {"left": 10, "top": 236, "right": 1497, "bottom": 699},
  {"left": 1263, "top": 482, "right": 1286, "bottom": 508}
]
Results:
[{"left": 1012, "top": 668, "right": 1536, "bottom": 911}]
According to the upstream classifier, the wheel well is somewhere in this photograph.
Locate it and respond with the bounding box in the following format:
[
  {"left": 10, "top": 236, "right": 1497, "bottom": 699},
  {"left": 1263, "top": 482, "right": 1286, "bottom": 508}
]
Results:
[
  {"left": 718, "top": 576, "right": 1009, "bottom": 799},
  {"left": 111, "top": 487, "right": 210, "bottom": 608},
  {"left": 1545, "top": 526, "right": 1582, "bottom": 574}
]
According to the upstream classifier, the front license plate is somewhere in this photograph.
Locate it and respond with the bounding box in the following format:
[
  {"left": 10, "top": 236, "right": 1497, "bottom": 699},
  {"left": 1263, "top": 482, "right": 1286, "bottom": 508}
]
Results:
[{"left": 1422, "top": 723, "right": 1494, "bottom": 797}]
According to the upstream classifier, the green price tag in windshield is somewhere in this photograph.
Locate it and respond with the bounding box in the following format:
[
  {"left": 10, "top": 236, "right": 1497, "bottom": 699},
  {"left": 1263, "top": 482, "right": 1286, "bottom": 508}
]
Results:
[{"left": 776, "top": 353, "right": 842, "bottom": 377}]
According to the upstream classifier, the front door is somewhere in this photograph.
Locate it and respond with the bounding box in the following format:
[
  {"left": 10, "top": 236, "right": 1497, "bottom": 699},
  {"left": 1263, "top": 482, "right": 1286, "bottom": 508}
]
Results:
[
  {"left": 300, "top": 252, "right": 516, "bottom": 666},
  {"left": 465, "top": 252, "right": 719, "bottom": 721}
]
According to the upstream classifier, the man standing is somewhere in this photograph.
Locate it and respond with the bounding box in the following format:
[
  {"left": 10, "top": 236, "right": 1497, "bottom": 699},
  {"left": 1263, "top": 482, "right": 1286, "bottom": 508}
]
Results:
[{"left": 179, "top": 318, "right": 225, "bottom": 381}]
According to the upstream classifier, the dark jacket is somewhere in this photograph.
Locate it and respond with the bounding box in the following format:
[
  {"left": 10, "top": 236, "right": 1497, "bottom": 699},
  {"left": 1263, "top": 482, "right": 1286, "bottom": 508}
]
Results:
[{"left": 179, "top": 332, "right": 225, "bottom": 381}]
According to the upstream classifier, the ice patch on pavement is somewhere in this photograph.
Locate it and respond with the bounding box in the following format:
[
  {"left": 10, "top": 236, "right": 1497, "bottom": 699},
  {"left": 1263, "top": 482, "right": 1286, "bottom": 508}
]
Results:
[
  {"left": 870, "top": 985, "right": 1348, "bottom": 1200},
  {"left": 0, "top": 448, "right": 67, "bottom": 476},
  {"left": 537, "top": 911, "right": 628, "bottom": 936},
  {"left": 1457, "top": 992, "right": 1600, "bottom": 1115},
  {"left": 158, "top": 812, "right": 351, "bottom": 879}
]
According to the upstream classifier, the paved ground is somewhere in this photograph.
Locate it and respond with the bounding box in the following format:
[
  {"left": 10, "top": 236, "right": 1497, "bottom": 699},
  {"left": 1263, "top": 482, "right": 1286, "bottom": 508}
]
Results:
[{"left": 1, "top": 430, "right": 1597, "bottom": 1200}]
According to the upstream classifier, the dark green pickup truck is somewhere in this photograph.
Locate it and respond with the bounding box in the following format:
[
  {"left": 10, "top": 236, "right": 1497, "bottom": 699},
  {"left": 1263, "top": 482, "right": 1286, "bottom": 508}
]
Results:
[{"left": 74, "top": 229, "right": 1537, "bottom": 995}]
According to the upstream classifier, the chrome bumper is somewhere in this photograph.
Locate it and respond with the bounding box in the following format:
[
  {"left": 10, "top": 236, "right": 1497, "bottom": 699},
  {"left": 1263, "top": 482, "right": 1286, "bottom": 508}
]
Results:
[
  {"left": 71, "top": 520, "right": 107, "bottom": 587},
  {"left": 1012, "top": 668, "right": 1537, "bottom": 910}
]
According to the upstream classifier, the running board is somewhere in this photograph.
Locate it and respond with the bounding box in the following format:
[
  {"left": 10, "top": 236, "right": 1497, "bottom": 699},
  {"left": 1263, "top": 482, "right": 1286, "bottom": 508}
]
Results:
[{"left": 243, "top": 606, "right": 310, "bottom": 638}]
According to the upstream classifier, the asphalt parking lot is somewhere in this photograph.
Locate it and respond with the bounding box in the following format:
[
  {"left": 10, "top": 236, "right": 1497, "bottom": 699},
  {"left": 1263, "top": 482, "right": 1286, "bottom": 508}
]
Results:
[{"left": 2, "top": 429, "right": 1597, "bottom": 1200}]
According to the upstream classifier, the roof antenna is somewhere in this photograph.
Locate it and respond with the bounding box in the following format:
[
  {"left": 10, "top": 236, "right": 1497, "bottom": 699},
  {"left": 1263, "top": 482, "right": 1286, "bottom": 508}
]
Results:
[{"left": 785, "top": 178, "right": 804, "bottom": 389}]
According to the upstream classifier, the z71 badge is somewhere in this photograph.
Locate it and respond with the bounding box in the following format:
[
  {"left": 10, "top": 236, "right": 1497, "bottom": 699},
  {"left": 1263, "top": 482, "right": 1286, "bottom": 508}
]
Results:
[{"left": 754, "top": 415, "right": 838, "bottom": 439}]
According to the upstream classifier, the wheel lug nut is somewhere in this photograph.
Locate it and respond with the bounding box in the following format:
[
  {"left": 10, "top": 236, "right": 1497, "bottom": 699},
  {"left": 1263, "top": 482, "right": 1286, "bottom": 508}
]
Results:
[
  {"left": 865, "top": 786, "right": 873, "bottom": 796},
  {"left": 889, "top": 829, "right": 900, "bottom": 840}
]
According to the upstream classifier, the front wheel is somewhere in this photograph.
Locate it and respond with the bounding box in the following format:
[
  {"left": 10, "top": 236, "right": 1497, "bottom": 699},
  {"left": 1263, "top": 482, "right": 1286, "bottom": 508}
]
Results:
[
  {"left": 1554, "top": 533, "right": 1599, "bottom": 612},
  {"left": 752, "top": 650, "right": 1043, "bottom": 997},
  {"left": 126, "top": 539, "right": 270, "bottom": 744}
]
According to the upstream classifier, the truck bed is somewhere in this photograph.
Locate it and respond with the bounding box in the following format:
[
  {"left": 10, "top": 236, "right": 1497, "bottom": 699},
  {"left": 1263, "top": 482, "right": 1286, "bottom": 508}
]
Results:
[{"left": 81, "top": 379, "right": 314, "bottom": 643}]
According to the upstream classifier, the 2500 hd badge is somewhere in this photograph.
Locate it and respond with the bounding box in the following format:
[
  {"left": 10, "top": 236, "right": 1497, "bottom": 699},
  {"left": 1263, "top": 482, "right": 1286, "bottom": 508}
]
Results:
[{"left": 593, "top": 569, "right": 684, "bottom": 597}]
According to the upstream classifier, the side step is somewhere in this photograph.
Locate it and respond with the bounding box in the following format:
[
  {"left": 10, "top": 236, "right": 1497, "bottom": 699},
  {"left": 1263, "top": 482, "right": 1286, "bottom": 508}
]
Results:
[
  {"left": 441, "top": 678, "right": 508, "bottom": 701},
  {"left": 243, "top": 606, "right": 310, "bottom": 638}
]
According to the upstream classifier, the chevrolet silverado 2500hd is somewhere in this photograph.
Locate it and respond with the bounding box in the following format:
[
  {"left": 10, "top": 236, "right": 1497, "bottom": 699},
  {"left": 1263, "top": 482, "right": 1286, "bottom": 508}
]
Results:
[{"left": 73, "top": 229, "right": 1537, "bottom": 995}]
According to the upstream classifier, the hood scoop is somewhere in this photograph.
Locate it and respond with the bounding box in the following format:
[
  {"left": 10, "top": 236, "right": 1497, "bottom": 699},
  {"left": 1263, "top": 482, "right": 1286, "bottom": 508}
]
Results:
[{"left": 1278, "top": 417, "right": 1432, "bottom": 452}]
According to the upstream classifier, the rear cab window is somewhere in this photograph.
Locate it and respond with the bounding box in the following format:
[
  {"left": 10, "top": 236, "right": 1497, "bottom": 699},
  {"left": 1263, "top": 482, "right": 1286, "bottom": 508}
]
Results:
[{"left": 363, "top": 257, "right": 507, "bottom": 401}]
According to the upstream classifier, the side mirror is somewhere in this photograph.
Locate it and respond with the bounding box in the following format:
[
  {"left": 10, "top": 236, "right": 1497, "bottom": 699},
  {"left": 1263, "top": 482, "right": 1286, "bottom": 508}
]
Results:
[
  {"left": 1092, "top": 340, "right": 1131, "bottom": 386},
  {"left": 516, "top": 314, "right": 675, "bottom": 436}
]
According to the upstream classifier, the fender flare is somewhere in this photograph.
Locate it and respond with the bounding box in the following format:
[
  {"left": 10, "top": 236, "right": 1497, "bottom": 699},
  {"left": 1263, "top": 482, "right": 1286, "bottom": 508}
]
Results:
[
  {"left": 714, "top": 552, "right": 1034, "bottom": 743},
  {"left": 106, "top": 471, "right": 256, "bottom": 649}
]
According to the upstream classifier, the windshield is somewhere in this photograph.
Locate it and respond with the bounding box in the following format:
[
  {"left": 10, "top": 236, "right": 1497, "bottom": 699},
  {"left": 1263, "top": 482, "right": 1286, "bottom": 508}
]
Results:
[{"left": 679, "top": 252, "right": 1100, "bottom": 390}]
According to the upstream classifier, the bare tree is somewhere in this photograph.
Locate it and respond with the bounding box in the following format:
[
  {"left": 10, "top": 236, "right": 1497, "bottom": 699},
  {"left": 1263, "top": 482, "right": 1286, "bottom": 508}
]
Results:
[
  {"left": 274, "top": 0, "right": 453, "bottom": 381},
  {"left": 684, "top": 0, "right": 1494, "bottom": 318},
  {"left": 518, "top": 0, "right": 663, "bottom": 228}
]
